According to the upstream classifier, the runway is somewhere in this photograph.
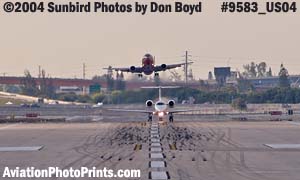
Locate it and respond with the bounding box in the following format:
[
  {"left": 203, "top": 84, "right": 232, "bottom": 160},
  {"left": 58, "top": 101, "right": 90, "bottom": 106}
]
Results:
[{"left": 0, "top": 120, "right": 300, "bottom": 180}]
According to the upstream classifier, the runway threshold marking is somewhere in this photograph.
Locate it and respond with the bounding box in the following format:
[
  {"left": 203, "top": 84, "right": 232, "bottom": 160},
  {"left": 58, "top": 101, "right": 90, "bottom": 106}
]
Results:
[
  {"left": 0, "top": 146, "right": 43, "bottom": 152},
  {"left": 148, "top": 121, "right": 170, "bottom": 180}
]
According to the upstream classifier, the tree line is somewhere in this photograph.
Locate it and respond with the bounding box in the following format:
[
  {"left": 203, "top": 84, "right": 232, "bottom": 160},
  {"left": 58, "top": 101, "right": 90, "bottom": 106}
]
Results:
[
  {"left": 13, "top": 63, "right": 299, "bottom": 104},
  {"left": 21, "top": 70, "right": 56, "bottom": 99},
  {"left": 85, "top": 86, "right": 300, "bottom": 104}
]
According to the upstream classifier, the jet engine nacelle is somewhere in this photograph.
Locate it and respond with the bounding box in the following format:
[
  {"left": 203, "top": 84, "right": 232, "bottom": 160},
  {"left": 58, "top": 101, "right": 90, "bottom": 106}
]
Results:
[
  {"left": 161, "top": 64, "right": 167, "bottom": 70},
  {"left": 130, "top": 66, "right": 136, "bottom": 72},
  {"left": 146, "top": 100, "right": 153, "bottom": 107},
  {"left": 168, "top": 100, "right": 175, "bottom": 108}
]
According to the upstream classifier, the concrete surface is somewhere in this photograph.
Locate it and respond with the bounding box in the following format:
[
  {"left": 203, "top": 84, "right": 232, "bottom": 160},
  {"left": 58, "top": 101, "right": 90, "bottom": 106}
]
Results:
[{"left": 0, "top": 120, "right": 300, "bottom": 180}]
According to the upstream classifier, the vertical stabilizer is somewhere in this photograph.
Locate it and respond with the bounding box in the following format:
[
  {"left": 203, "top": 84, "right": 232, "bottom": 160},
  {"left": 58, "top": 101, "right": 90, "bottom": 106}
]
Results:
[
  {"left": 141, "top": 86, "right": 180, "bottom": 101},
  {"left": 158, "top": 86, "right": 162, "bottom": 101}
]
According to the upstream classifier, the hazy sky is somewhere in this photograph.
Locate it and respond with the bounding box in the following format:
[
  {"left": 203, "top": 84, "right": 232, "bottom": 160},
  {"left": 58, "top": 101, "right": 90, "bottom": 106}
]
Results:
[{"left": 0, "top": 0, "right": 299, "bottom": 79}]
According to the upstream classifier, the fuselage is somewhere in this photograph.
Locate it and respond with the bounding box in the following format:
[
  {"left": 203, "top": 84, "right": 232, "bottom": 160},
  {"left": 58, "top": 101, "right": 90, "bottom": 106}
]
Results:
[
  {"left": 144, "top": 86, "right": 176, "bottom": 121},
  {"left": 153, "top": 101, "right": 168, "bottom": 118},
  {"left": 142, "top": 54, "right": 155, "bottom": 75}
]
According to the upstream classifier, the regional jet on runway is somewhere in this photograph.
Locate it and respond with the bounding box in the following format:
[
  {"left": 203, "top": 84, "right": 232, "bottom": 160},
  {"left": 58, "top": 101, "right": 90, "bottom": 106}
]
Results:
[
  {"left": 106, "top": 54, "right": 191, "bottom": 77},
  {"left": 108, "top": 86, "right": 193, "bottom": 122}
]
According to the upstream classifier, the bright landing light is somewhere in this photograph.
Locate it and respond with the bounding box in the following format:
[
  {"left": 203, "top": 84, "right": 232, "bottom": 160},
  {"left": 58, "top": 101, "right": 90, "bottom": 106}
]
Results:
[{"left": 158, "top": 112, "right": 164, "bottom": 117}]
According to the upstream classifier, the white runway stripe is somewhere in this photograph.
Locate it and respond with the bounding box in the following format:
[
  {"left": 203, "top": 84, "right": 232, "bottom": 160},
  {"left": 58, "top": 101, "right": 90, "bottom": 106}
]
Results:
[
  {"left": 151, "top": 143, "right": 161, "bottom": 147},
  {"left": 150, "top": 161, "right": 166, "bottom": 168},
  {"left": 0, "top": 124, "right": 19, "bottom": 130},
  {"left": 150, "top": 153, "right": 164, "bottom": 159},
  {"left": 151, "top": 138, "right": 160, "bottom": 142},
  {"left": 151, "top": 147, "right": 163, "bottom": 152},
  {"left": 264, "top": 144, "right": 300, "bottom": 149},
  {"left": 149, "top": 171, "right": 169, "bottom": 180},
  {"left": 148, "top": 121, "right": 170, "bottom": 179},
  {"left": 0, "top": 146, "right": 43, "bottom": 152},
  {"left": 151, "top": 134, "right": 160, "bottom": 138}
]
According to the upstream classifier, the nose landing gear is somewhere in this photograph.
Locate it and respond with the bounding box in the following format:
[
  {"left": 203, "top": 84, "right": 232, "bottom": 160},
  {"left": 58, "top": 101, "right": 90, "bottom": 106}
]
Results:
[{"left": 154, "top": 72, "right": 159, "bottom": 77}]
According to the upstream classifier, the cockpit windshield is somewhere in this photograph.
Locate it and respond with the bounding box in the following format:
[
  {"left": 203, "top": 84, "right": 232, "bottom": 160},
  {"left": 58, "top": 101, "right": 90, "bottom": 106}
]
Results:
[{"left": 156, "top": 102, "right": 165, "bottom": 106}]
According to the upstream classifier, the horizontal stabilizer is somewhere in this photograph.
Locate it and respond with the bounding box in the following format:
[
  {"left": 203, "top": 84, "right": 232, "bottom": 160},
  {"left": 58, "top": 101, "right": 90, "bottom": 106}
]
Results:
[{"left": 141, "top": 86, "right": 180, "bottom": 89}]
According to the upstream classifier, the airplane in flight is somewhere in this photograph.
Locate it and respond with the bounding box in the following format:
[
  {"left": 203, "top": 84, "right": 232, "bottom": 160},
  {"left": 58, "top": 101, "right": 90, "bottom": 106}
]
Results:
[
  {"left": 107, "top": 53, "right": 191, "bottom": 77},
  {"left": 108, "top": 86, "right": 193, "bottom": 122}
]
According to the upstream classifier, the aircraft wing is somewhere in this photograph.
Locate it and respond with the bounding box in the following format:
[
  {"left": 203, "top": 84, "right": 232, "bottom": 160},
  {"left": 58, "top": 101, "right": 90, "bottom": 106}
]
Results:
[
  {"left": 107, "top": 109, "right": 153, "bottom": 114},
  {"left": 168, "top": 109, "right": 267, "bottom": 115},
  {"left": 107, "top": 108, "right": 199, "bottom": 114},
  {"left": 108, "top": 67, "right": 144, "bottom": 73},
  {"left": 168, "top": 109, "right": 197, "bottom": 114},
  {"left": 154, "top": 62, "right": 192, "bottom": 72}
]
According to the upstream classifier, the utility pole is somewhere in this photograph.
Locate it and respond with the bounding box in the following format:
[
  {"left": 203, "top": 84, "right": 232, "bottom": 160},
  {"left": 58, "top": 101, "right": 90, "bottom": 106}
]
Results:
[
  {"left": 38, "top": 65, "right": 41, "bottom": 78},
  {"left": 183, "top": 51, "right": 192, "bottom": 85},
  {"left": 82, "top": 63, "right": 86, "bottom": 95},
  {"left": 185, "top": 51, "right": 188, "bottom": 84},
  {"left": 83, "top": 63, "right": 86, "bottom": 79}
]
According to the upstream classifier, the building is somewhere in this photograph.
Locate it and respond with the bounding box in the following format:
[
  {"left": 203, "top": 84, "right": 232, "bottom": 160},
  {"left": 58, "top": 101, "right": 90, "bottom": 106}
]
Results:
[
  {"left": 247, "top": 75, "right": 300, "bottom": 89},
  {"left": 214, "top": 67, "right": 231, "bottom": 86}
]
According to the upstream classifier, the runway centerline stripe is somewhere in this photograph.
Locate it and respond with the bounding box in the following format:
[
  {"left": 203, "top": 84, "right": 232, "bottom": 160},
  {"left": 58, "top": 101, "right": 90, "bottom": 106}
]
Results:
[
  {"left": 150, "top": 161, "right": 166, "bottom": 168},
  {"left": 151, "top": 135, "right": 160, "bottom": 138},
  {"left": 151, "top": 139, "right": 160, "bottom": 142},
  {"left": 148, "top": 121, "right": 170, "bottom": 179},
  {"left": 150, "top": 153, "right": 164, "bottom": 159},
  {"left": 151, "top": 143, "right": 161, "bottom": 147},
  {"left": 151, "top": 147, "right": 163, "bottom": 152},
  {"left": 150, "top": 171, "right": 170, "bottom": 180}
]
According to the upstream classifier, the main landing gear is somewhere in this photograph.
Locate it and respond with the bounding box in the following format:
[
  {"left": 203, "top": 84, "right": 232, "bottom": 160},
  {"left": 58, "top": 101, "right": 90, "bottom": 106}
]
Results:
[
  {"left": 148, "top": 113, "right": 152, "bottom": 122},
  {"left": 154, "top": 72, "right": 159, "bottom": 77},
  {"left": 169, "top": 114, "right": 174, "bottom": 123},
  {"left": 138, "top": 74, "right": 143, "bottom": 78}
]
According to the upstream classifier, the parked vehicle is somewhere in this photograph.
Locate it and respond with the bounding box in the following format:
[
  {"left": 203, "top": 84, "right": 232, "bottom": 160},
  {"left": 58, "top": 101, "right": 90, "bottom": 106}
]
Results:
[{"left": 30, "top": 103, "right": 40, "bottom": 108}]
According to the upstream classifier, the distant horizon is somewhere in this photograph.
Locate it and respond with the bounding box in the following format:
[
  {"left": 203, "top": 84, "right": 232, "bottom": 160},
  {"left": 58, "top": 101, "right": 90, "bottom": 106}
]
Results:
[
  {"left": 0, "top": 51, "right": 300, "bottom": 80},
  {"left": 1, "top": 61, "right": 299, "bottom": 81}
]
